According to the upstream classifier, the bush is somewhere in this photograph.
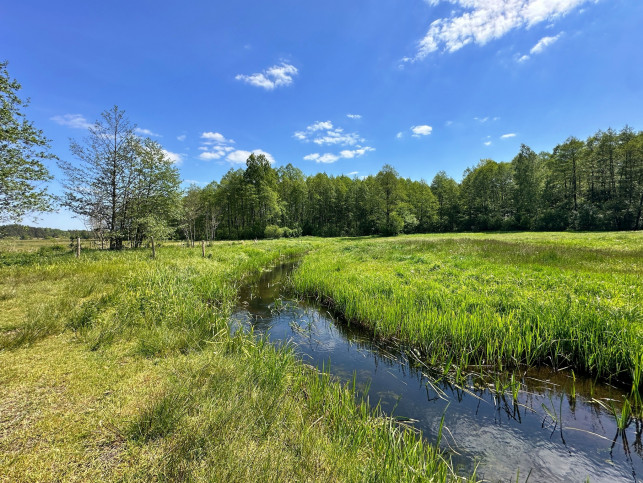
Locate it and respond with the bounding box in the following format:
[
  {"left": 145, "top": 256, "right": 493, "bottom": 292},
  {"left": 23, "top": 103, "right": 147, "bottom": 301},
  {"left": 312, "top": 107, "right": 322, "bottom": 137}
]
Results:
[{"left": 264, "top": 225, "right": 283, "bottom": 239}]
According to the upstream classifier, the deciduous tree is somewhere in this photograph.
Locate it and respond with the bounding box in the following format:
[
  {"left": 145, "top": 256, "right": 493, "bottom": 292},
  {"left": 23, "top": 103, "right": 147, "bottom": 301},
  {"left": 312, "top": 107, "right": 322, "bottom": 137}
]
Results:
[{"left": 0, "top": 61, "right": 55, "bottom": 222}]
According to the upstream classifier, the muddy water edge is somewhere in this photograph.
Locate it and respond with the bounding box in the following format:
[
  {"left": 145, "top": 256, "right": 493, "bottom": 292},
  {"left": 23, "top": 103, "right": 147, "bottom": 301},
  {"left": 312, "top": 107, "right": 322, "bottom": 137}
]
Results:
[{"left": 230, "top": 261, "right": 642, "bottom": 482}]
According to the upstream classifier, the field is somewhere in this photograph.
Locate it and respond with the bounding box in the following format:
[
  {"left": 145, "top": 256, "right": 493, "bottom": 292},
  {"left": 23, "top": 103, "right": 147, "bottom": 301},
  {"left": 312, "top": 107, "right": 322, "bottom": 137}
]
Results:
[
  {"left": 1, "top": 232, "right": 641, "bottom": 481},
  {"left": 0, "top": 240, "right": 456, "bottom": 482},
  {"left": 292, "top": 232, "right": 643, "bottom": 389}
]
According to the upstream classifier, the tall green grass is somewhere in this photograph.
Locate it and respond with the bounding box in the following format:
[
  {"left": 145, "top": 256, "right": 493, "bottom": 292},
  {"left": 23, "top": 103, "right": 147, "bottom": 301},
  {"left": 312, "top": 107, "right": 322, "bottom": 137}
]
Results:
[
  {"left": 1, "top": 239, "right": 466, "bottom": 481},
  {"left": 292, "top": 233, "right": 643, "bottom": 393}
]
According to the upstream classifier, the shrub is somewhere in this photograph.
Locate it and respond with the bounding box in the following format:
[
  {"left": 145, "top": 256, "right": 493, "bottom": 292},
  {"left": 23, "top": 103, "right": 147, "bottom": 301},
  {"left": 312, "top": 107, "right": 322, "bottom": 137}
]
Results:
[{"left": 264, "top": 225, "right": 283, "bottom": 239}]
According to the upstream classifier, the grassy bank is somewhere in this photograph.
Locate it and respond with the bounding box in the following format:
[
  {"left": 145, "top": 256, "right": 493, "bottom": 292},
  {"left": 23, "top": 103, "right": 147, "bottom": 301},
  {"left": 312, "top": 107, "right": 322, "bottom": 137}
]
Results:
[
  {"left": 292, "top": 232, "right": 643, "bottom": 391},
  {"left": 0, "top": 240, "right": 461, "bottom": 481}
]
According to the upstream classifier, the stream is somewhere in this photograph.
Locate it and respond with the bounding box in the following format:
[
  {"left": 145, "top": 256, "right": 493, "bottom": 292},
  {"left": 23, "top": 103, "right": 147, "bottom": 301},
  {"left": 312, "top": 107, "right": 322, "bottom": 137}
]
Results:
[{"left": 230, "top": 262, "right": 642, "bottom": 482}]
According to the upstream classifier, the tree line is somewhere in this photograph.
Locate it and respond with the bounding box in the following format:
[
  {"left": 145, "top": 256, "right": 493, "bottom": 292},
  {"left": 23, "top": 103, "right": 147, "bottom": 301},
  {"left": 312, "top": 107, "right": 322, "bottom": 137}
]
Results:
[
  {"left": 2, "top": 61, "right": 642, "bottom": 248},
  {"left": 183, "top": 126, "right": 643, "bottom": 242},
  {"left": 0, "top": 224, "right": 93, "bottom": 240}
]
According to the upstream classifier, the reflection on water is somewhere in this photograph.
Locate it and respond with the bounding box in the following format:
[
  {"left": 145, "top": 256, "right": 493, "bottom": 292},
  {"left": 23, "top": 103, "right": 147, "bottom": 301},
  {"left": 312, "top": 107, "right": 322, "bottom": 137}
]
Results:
[{"left": 230, "top": 262, "right": 642, "bottom": 482}]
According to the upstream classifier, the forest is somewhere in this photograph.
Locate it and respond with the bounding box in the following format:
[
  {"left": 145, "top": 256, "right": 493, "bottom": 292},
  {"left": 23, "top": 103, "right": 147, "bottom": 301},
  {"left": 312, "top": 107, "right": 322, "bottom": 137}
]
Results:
[
  {"left": 0, "top": 224, "right": 92, "bottom": 239},
  {"left": 182, "top": 126, "right": 643, "bottom": 242}
]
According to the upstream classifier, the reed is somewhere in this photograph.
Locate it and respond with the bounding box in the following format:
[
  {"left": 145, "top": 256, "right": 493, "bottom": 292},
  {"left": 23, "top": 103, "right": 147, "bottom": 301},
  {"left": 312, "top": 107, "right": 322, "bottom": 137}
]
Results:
[{"left": 292, "top": 232, "right": 643, "bottom": 391}]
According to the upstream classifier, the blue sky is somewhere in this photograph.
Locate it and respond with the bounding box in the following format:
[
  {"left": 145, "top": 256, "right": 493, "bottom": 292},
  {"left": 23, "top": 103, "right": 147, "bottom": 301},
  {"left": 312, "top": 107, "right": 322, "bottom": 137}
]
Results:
[{"left": 2, "top": 0, "right": 642, "bottom": 229}]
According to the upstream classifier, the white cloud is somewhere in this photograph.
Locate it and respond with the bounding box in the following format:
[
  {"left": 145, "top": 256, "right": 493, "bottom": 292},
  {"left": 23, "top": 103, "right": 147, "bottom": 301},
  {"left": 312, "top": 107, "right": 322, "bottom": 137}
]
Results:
[
  {"left": 347, "top": 171, "right": 359, "bottom": 176},
  {"left": 519, "top": 32, "right": 563, "bottom": 62},
  {"left": 199, "top": 151, "right": 224, "bottom": 160},
  {"left": 303, "top": 153, "right": 340, "bottom": 164},
  {"left": 50, "top": 113, "right": 93, "bottom": 130},
  {"left": 313, "top": 131, "right": 362, "bottom": 146},
  {"left": 484, "top": 141, "right": 492, "bottom": 146},
  {"left": 474, "top": 116, "right": 489, "bottom": 123},
  {"left": 198, "top": 131, "right": 238, "bottom": 159},
  {"left": 226, "top": 149, "right": 275, "bottom": 165},
  {"left": 318, "top": 154, "right": 341, "bottom": 164},
  {"left": 396, "top": 132, "right": 404, "bottom": 139},
  {"left": 162, "top": 149, "right": 183, "bottom": 165},
  {"left": 411, "top": 125, "right": 433, "bottom": 137},
  {"left": 201, "top": 131, "right": 233, "bottom": 144},
  {"left": 135, "top": 127, "right": 161, "bottom": 137},
  {"left": 530, "top": 32, "right": 563, "bottom": 54},
  {"left": 501, "top": 133, "right": 517, "bottom": 139},
  {"left": 445, "top": 120, "right": 454, "bottom": 126},
  {"left": 177, "top": 134, "right": 187, "bottom": 142},
  {"left": 304, "top": 146, "right": 374, "bottom": 164},
  {"left": 412, "top": 0, "right": 591, "bottom": 60},
  {"left": 295, "top": 120, "right": 364, "bottom": 146},
  {"left": 199, "top": 145, "right": 236, "bottom": 160},
  {"left": 308, "top": 121, "right": 334, "bottom": 132},
  {"left": 235, "top": 62, "right": 298, "bottom": 90},
  {"left": 347, "top": 114, "right": 362, "bottom": 119},
  {"left": 199, "top": 129, "right": 270, "bottom": 165},
  {"left": 339, "top": 147, "right": 375, "bottom": 159}
]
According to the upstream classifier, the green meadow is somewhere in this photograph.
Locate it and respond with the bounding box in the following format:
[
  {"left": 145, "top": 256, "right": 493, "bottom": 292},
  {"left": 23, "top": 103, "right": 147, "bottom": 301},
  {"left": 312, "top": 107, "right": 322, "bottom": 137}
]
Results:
[
  {"left": 1, "top": 231, "right": 641, "bottom": 481},
  {"left": 0, "top": 240, "right": 458, "bottom": 482},
  {"left": 292, "top": 232, "right": 643, "bottom": 389}
]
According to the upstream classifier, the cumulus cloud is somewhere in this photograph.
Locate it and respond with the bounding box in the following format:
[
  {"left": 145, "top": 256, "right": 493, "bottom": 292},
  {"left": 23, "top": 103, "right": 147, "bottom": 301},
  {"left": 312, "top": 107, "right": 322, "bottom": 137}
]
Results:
[
  {"left": 235, "top": 62, "right": 298, "bottom": 90},
  {"left": 50, "top": 113, "right": 94, "bottom": 130},
  {"left": 314, "top": 131, "right": 362, "bottom": 146},
  {"left": 339, "top": 147, "right": 375, "bottom": 159},
  {"left": 198, "top": 145, "right": 235, "bottom": 160},
  {"left": 199, "top": 151, "right": 224, "bottom": 160},
  {"left": 135, "top": 127, "right": 161, "bottom": 137},
  {"left": 227, "top": 149, "right": 275, "bottom": 165},
  {"left": 294, "top": 120, "right": 364, "bottom": 146},
  {"left": 484, "top": 141, "right": 492, "bottom": 146},
  {"left": 412, "top": 0, "right": 591, "bottom": 60},
  {"left": 396, "top": 132, "right": 404, "bottom": 139},
  {"left": 198, "top": 131, "right": 242, "bottom": 160},
  {"left": 309, "top": 121, "right": 334, "bottom": 132},
  {"left": 177, "top": 134, "right": 187, "bottom": 142},
  {"left": 162, "top": 149, "right": 183, "bottom": 165},
  {"left": 411, "top": 125, "right": 433, "bottom": 137},
  {"left": 304, "top": 146, "right": 374, "bottom": 164},
  {"left": 347, "top": 114, "right": 362, "bottom": 119},
  {"left": 201, "top": 131, "right": 233, "bottom": 144},
  {"left": 304, "top": 153, "right": 339, "bottom": 164},
  {"left": 501, "top": 133, "right": 517, "bottom": 139}
]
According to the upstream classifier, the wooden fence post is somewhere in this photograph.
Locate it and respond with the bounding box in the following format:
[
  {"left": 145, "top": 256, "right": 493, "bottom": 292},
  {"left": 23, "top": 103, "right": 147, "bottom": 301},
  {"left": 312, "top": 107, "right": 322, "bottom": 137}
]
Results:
[
  {"left": 76, "top": 237, "right": 81, "bottom": 258},
  {"left": 202, "top": 240, "right": 205, "bottom": 258},
  {"left": 151, "top": 237, "right": 156, "bottom": 259}
]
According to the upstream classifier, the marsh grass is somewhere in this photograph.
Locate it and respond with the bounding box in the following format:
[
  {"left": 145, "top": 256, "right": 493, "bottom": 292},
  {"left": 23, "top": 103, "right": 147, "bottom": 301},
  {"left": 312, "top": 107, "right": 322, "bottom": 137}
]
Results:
[
  {"left": 292, "top": 233, "right": 643, "bottom": 394},
  {"left": 1, "top": 239, "right": 464, "bottom": 481}
]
